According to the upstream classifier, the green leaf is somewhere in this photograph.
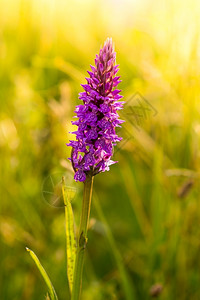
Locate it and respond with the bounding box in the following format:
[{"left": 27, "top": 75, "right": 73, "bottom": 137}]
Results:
[
  {"left": 26, "top": 248, "right": 58, "bottom": 300},
  {"left": 62, "top": 176, "right": 77, "bottom": 293}
]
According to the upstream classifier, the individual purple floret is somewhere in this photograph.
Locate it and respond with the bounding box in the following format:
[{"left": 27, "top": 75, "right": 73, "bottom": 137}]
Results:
[{"left": 67, "top": 38, "right": 124, "bottom": 182}]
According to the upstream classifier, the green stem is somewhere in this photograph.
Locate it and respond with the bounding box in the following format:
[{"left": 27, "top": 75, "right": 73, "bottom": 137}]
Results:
[{"left": 71, "top": 174, "right": 94, "bottom": 300}]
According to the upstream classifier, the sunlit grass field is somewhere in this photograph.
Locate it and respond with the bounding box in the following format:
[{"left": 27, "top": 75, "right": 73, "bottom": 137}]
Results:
[{"left": 1, "top": 0, "right": 200, "bottom": 299}]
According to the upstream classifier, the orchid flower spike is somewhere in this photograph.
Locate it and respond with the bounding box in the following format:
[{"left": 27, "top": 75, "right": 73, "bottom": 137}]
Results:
[{"left": 68, "top": 38, "right": 124, "bottom": 182}]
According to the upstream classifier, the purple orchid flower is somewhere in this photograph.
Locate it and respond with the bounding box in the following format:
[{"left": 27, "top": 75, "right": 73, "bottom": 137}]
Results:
[{"left": 68, "top": 38, "right": 124, "bottom": 182}]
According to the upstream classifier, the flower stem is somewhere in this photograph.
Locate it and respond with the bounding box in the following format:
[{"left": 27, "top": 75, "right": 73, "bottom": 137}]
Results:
[{"left": 71, "top": 174, "right": 94, "bottom": 300}]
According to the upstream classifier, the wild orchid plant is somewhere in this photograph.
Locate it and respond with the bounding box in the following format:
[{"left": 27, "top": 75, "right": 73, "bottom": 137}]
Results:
[
  {"left": 26, "top": 38, "right": 123, "bottom": 300},
  {"left": 67, "top": 37, "right": 123, "bottom": 299}
]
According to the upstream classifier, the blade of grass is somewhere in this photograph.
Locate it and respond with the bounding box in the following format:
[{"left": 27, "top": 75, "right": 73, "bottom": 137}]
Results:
[
  {"left": 93, "top": 192, "right": 136, "bottom": 300},
  {"left": 26, "top": 247, "right": 58, "bottom": 300},
  {"left": 62, "top": 176, "right": 77, "bottom": 293},
  {"left": 120, "top": 159, "right": 152, "bottom": 239}
]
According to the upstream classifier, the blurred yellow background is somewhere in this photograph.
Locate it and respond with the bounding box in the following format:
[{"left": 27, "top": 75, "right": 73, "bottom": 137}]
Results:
[{"left": 1, "top": 0, "right": 200, "bottom": 299}]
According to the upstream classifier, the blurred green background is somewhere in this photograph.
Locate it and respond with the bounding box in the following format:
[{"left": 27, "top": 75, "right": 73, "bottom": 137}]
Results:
[{"left": 1, "top": 0, "right": 200, "bottom": 299}]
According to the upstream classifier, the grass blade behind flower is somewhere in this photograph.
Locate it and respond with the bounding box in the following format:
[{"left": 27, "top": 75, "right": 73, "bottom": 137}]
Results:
[
  {"left": 26, "top": 247, "right": 58, "bottom": 300},
  {"left": 93, "top": 192, "right": 136, "bottom": 300},
  {"left": 62, "top": 176, "right": 77, "bottom": 293}
]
